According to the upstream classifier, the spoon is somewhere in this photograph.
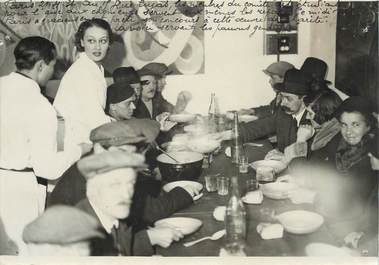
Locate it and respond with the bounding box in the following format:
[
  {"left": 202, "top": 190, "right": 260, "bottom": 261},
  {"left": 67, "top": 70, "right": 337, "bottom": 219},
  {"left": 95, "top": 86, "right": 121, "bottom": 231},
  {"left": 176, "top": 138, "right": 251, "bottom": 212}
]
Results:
[
  {"left": 183, "top": 229, "right": 226, "bottom": 247},
  {"left": 155, "top": 144, "right": 181, "bottom": 164}
]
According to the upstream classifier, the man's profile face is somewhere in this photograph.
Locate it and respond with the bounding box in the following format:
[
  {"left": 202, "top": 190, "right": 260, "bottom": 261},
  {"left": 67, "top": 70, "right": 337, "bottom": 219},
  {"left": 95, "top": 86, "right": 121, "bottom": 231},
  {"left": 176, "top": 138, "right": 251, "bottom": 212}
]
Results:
[{"left": 280, "top": 92, "right": 304, "bottom": 115}]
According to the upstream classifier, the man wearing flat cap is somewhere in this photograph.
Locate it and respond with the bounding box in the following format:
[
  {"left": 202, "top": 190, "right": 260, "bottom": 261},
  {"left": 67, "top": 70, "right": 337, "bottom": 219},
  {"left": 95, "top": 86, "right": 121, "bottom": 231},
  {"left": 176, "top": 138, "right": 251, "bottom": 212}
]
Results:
[
  {"left": 47, "top": 147, "right": 201, "bottom": 255},
  {"left": 74, "top": 149, "right": 200, "bottom": 255},
  {"left": 239, "top": 61, "right": 294, "bottom": 119},
  {"left": 220, "top": 69, "right": 312, "bottom": 160},
  {"left": 22, "top": 205, "right": 104, "bottom": 256}
]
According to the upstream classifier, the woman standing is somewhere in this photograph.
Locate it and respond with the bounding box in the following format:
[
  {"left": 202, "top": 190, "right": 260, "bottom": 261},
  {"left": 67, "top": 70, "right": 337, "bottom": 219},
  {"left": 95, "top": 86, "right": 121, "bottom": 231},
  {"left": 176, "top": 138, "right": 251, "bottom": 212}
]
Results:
[
  {"left": 0, "top": 37, "right": 90, "bottom": 255},
  {"left": 54, "top": 18, "right": 113, "bottom": 147}
]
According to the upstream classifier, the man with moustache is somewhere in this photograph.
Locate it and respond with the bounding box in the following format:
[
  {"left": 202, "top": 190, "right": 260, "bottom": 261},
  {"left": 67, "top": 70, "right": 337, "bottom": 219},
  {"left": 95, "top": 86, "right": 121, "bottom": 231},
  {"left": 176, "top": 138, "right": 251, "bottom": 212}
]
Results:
[
  {"left": 75, "top": 150, "right": 191, "bottom": 256},
  {"left": 219, "top": 69, "right": 312, "bottom": 159}
]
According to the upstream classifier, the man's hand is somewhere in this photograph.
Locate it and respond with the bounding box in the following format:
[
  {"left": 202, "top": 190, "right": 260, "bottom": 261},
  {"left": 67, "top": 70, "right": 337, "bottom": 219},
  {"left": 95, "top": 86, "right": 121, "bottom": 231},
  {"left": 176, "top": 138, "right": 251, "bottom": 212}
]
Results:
[
  {"left": 181, "top": 184, "right": 201, "bottom": 199},
  {"left": 368, "top": 153, "right": 379, "bottom": 170},
  {"left": 296, "top": 124, "right": 315, "bottom": 143},
  {"left": 147, "top": 226, "right": 184, "bottom": 248},
  {"left": 264, "top": 149, "right": 284, "bottom": 161}
]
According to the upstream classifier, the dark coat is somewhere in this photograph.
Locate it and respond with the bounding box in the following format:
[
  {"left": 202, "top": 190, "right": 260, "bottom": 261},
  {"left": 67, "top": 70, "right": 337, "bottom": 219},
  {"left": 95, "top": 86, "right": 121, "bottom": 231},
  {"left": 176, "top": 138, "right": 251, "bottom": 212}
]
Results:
[
  {"left": 47, "top": 164, "right": 193, "bottom": 226},
  {"left": 290, "top": 133, "right": 378, "bottom": 229},
  {"left": 76, "top": 199, "right": 153, "bottom": 256},
  {"left": 251, "top": 97, "right": 279, "bottom": 119},
  {"left": 239, "top": 108, "right": 309, "bottom": 152},
  {"left": 133, "top": 95, "right": 173, "bottom": 120}
]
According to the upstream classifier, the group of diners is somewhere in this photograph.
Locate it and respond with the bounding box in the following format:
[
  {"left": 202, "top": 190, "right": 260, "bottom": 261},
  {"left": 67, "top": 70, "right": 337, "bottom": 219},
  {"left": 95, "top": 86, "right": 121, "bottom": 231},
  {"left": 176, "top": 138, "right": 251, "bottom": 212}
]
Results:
[{"left": 0, "top": 17, "right": 377, "bottom": 256}]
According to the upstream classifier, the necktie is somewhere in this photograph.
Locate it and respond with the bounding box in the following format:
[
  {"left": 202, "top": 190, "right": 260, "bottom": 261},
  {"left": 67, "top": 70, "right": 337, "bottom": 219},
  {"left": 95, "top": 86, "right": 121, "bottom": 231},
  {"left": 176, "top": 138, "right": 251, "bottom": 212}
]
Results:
[{"left": 111, "top": 226, "right": 122, "bottom": 256}]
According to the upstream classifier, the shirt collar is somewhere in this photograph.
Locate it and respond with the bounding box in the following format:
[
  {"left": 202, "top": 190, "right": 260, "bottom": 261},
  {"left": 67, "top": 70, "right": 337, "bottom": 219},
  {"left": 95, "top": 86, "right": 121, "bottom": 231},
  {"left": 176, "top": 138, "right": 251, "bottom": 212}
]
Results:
[
  {"left": 79, "top": 52, "right": 104, "bottom": 74},
  {"left": 88, "top": 199, "right": 119, "bottom": 233},
  {"left": 292, "top": 106, "right": 306, "bottom": 126}
]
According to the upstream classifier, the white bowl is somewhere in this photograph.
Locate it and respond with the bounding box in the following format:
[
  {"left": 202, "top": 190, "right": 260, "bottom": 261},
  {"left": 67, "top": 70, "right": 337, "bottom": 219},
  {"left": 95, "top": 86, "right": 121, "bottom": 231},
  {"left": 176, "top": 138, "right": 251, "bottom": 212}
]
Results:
[
  {"left": 213, "top": 206, "right": 226, "bottom": 221},
  {"left": 163, "top": 180, "right": 203, "bottom": 193},
  {"left": 251, "top": 160, "right": 287, "bottom": 173},
  {"left": 242, "top": 190, "right": 263, "bottom": 204},
  {"left": 261, "top": 182, "right": 298, "bottom": 200},
  {"left": 276, "top": 210, "right": 324, "bottom": 234},
  {"left": 187, "top": 138, "right": 220, "bottom": 154},
  {"left": 154, "top": 217, "right": 202, "bottom": 235},
  {"left": 305, "top": 243, "right": 358, "bottom": 256},
  {"left": 169, "top": 114, "right": 196, "bottom": 123}
]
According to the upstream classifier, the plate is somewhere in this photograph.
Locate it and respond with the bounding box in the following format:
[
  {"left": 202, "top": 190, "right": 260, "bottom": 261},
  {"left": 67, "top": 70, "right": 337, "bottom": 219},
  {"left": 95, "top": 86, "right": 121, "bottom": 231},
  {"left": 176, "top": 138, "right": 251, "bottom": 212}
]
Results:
[
  {"left": 163, "top": 180, "right": 203, "bottom": 193},
  {"left": 213, "top": 206, "right": 226, "bottom": 221},
  {"left": 250, "top": 160, "right": 287, "bottom": 173},
  {"left": 276, "top": 210, "right": 324, "bottom": 234},
  {"left": 305, "top": 243, "right": 358, "bottom": 256},
  {"left": 261, "top": 182, "right": 298, "bottom": 200},
  {"left": 154, "top": 217, "right": 202, "bottom": 235},
  {"left": 169, "top": 114, "right": 196, "bottom": 123},
  {"left": 187, "top": 137, "right": 220, "bottom": 154}
]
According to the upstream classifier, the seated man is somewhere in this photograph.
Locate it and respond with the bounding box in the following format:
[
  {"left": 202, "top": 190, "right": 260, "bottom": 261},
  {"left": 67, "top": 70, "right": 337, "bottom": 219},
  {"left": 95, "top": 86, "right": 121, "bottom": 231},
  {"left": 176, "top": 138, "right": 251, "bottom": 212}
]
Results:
[
  {"left": 239, "top": 61, "right": 294, "bottom": 118},
  {"left": 111, "top": 67, "right": 144, "bottom": 100},
  {"left": 134, "top": 64, "right": 192, "bottom": 119},
  {"left": 22, "top": 205, "right": 104, "bottom": 256},
  {"left": 220, "top": 69, "right": 313, "bottom": 161},
  {"left": 76, "top": 150, "right": 193, "bottom": 255}
]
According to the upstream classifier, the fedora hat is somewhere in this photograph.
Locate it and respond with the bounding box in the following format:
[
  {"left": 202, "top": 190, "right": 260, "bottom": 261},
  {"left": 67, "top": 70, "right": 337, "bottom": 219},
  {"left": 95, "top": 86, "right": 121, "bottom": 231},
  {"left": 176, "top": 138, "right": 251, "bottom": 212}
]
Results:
[
  {"left": 139, "top": 63, "right": 172, "bottom": 78},
  {"left": 300, "top": 57, "right": 331, "bottom": 84},
  {"left": 274, "top": 68, "right": 312, "bottom": 95}
]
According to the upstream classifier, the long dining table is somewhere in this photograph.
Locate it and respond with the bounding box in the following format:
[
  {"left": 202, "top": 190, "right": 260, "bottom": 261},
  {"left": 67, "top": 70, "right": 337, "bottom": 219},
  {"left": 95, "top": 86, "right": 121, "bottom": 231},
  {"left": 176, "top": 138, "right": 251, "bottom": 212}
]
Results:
[{"left": 156, "top": 140, "right": 343, "bottom": 256}]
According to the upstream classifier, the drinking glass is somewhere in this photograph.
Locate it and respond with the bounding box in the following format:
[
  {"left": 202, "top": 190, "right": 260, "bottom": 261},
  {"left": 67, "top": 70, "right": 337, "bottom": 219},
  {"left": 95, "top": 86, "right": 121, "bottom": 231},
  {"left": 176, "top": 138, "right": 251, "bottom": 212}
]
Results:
[
  {"left": 217, "top": 176, "right": 229, "bottom": 196},
  {"left": 204, "top": 174, "right": 218, "bottom": 192}
]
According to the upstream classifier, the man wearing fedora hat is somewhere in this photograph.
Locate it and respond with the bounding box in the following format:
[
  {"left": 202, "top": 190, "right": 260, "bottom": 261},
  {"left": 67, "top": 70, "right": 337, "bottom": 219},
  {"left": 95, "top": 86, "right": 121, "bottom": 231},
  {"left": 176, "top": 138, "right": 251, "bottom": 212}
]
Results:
[
  {"left": 112, "top": 67, "right": 145, "bottom": 100},
  {"left": 219, "top": 69, "right": 313, "bottom": 159}
]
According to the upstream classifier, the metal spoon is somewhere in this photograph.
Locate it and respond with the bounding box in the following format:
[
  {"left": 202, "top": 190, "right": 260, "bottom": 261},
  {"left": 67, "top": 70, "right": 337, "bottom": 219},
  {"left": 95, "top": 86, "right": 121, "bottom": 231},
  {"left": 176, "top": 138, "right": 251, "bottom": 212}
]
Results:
[
  {"left": 155, "top": 144, "right": 181, "bottom": 164},
  {"left": 183, "top": 229, "right": 226, "bottom": 247}
]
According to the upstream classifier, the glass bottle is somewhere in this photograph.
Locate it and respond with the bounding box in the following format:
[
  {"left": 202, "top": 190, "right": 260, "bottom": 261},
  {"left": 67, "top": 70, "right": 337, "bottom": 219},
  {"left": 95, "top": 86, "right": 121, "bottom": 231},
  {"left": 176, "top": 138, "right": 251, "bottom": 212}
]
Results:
[
  {"left": 224, "top": 176, "right": 247, "bottom": 255},
  {"left": 208, "top": 93, "right": 219, "bottom": 133},
  {"left": 231, "top": 112, "right": 242, "bottom": 164}
]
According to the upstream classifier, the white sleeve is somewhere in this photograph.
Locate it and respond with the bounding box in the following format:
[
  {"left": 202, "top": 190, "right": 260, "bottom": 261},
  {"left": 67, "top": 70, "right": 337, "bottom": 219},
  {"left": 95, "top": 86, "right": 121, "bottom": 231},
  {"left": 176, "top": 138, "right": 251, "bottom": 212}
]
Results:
[{"left": 29, "top": 99, "right": 82, "bottom": 180}]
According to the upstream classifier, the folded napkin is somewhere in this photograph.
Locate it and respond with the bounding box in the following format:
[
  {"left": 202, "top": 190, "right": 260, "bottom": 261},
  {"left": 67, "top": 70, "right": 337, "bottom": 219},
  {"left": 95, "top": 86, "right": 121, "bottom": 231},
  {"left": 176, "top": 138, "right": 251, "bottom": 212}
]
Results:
[
  {"left": 225, "top": 146, "right": 231, "bottom": 157},
  {"left": 242, "top": 190, "right": 263, "bottom": 204},
  {"left": 256, "top": 223, "right": 284, "bottom": 240}
]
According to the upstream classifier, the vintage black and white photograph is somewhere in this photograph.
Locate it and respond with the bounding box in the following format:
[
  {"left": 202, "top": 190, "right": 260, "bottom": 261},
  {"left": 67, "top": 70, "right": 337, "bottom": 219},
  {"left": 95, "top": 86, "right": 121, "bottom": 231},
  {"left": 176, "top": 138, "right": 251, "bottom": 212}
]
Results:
[{"left": 0, "top": 0, "right": 378, "bottom": 263}]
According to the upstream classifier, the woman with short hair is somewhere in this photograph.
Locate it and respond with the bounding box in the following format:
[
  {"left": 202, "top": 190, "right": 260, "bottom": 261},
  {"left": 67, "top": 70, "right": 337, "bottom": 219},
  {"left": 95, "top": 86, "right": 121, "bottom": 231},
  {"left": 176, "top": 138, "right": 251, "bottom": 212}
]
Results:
[{"left": 54, "top": 18, "right": 114, "bottom": 148}]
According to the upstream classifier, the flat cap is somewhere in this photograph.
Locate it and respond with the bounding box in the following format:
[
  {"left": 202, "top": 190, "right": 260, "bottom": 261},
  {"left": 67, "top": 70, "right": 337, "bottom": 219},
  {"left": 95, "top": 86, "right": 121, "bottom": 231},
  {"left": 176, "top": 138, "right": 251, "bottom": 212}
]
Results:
[
  {"left": 90, "top": 119, "right": 161, "bottom": 148},
  {"left": 263, "top": 61, "right": 294, "bottom": 78},
  {"left": 77, "top": 150, "right": 146, "bottom": 179},
  {"left": 23, "top": 206, "right": 104, "bottom": 244},
  {"left": 138, "top": 63, "right": 172, "bottom": 78}
]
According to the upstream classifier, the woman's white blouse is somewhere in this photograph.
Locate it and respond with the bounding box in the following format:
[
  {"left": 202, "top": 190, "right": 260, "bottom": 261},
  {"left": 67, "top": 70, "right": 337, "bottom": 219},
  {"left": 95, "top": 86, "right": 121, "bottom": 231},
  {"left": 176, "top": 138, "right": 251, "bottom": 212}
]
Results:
[
  {"left": 0, "top": 72, "right": 81, "bottom": 179},
  {"left": 53, "top": 52, "right": 111, "bottom": 146}
]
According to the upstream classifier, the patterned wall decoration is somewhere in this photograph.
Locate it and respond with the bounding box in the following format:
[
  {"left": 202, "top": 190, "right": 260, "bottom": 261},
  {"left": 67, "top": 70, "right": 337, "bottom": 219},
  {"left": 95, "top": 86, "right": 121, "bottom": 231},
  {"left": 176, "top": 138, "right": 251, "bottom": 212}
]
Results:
[{"left": 0, "top": 1, "right": 205, "bottom": 78}]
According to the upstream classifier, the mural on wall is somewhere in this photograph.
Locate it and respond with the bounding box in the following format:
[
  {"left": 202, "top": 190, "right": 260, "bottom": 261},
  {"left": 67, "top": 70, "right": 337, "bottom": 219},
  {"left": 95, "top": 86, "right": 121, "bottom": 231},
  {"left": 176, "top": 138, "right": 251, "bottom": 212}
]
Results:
[{"left": 0, "top": 1, "right": 205, "bottom": 78}]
